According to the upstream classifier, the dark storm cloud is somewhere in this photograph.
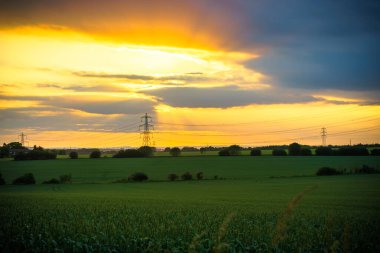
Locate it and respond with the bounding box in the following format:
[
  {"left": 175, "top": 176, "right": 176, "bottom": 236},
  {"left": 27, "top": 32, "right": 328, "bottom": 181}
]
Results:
[
  {"left": 145, "top": 86, "right": 322, "bottom": 108},
  {"left": 0, "top": 94, "right": 156, "bottom": 115},
  {"left": 43, "top": 97, "right": 156, "bottom": 115},
  {"left": 241, "top": 0, "right": 380, "bottom": 91},
  {"left": 0, "top": 107, "right": 143, "bottom": 132}
]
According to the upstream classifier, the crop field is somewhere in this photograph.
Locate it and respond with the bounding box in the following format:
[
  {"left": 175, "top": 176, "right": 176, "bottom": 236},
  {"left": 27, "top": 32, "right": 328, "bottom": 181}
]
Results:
[{"left": 1, "top": 156, "right": 380, "bottom": 252}]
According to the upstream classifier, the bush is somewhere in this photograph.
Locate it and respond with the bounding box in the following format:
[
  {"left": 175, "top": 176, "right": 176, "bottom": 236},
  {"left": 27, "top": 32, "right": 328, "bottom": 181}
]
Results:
[
  {"left": 113, "top": 149, "right": 145, "bottom": 158},
  {"left": 272, "top": 149, "right": 287, "bottom": 156},
  {"left": 288, "top": 142, "right": 302, "bottom": 156},
  {"left": 371, "top": 149, "right": 380, "bottom": 156},
  {"left": 0, "top": 173, "right": 5, "bottom": 185},
  {"left": 354, "top": 165, "right": 379, "bottom": 174},
  {"left": 336, "top": 147, "right": 369, "bottom": 156},
  {"left": 14, "top": 150, "right": 56, "bottom": 161},
  {"left": 196, "top": 172, "right": 204, "bottom": 180},
  {"left": 90, "top": 150, "right": 101, "bottom": 158},
  {"left": 299, "top": 148, "right": 312, "bottom": 156},
  {"left": 168, "top": 173, "right": 179, "bottom": 181},
  {"left": 250, "top": 149, "right": 261, "bottom": 156},
  {"left": 59, "top": 174, "right": 72, "bottom": 184},
  {"left": 69, "top": 151, "right": 78, "bottom": 159},
  {"left": 169, "top": 147, "right": 181, "bottom": 157},
  {"left": 12, "top": 173, "right": 36, "bottom": 184},
  {"left": 315, "top": 146, "right": 333, "bottom": 156},
  {"left": 42, "top": 178, "right": 60, "bottom": 184},
  {"left": 181, "top": 172, "right": 192, "bottom": 180},
  {"left": 129, "top": 172, "right": 148, "bottom": 182},
  {"left": 138, "top": 146, "right": 154, "bottom": 157},
  {"left": 218, "top": 149, "right": 230, "bottom": 156},
  {"left": 316, "top": 167, "right": 341, "bottom": 176}
]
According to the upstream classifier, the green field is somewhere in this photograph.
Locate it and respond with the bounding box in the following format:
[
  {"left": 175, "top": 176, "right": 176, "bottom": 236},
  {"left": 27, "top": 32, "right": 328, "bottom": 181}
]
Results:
[{"left": 1, "top": 156, "right": 380, "bottom": 252}]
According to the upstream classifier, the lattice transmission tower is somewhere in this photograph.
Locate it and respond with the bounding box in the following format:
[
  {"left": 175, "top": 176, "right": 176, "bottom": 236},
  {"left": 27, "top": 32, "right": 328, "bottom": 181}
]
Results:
[
  {"left": 18, "top": 132, "right": 27, "bottom": 147},
  {"left": 139, "top": 113, "right": 154, "bottom": 147},
  {"left": 321, "top": 127, "right": 327, "bottom": 146}
]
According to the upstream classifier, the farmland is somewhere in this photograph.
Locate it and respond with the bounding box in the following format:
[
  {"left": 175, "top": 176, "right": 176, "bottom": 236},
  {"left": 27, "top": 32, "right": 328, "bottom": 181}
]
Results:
[{"left": 1, "top": 156, "right": 380, "bottom": 252}]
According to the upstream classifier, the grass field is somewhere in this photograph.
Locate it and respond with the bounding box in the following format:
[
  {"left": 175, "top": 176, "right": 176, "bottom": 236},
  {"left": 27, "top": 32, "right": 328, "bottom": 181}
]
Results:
[{"left": 1, "top": 156, "right": 380, "bottom": 252}]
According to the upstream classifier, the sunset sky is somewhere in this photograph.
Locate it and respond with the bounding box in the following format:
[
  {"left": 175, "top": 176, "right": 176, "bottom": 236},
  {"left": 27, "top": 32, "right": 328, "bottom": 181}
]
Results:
[{"left": 0, "top": 0, "right": 379, "bottom": 148}]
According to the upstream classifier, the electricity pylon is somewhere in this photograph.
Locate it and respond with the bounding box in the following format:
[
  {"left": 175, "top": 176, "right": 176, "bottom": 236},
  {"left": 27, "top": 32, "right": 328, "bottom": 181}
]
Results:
[
  {"left": 19, "top": 132, "right": 27, "bottom": 146},
  {"left": 321, "top": 127, "right": 327, "bottom": 146},
  {"left": 139, "top": 113, "right": 154, "bottom": 147}
]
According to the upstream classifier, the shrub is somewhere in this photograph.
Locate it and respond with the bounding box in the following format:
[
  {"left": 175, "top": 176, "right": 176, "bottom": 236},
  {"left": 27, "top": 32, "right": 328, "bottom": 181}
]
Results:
[
  {"left": 371, "top": 149, "right": 380, "bottom": 156},
  {"left": 288, "top": 142, "right": 302, "bottom": 156},
  {"left": 42, "top": 178, "right": 60, "bottom": 184},
  {"left": 181, "top": 172, "right": 192, "bottom": 180},
  {"left": 169, "top": 147, "right": 181, "bottom": 157},
  {"left": 12, "top": 173, "right": 36, "bottom": 184},
  {"left": 0, "top": 173, "right": 5, "bottom": 185},
  {"left": 316, "top": 167, "right": 341, "bottom": 176},
  {"left": 250, "top": 149, "right": 261, "bottom": 156},
  {"left": 354, "top": 165, "right": 379, "bottom": 174},
  {"left": 59, "top": 174, "right": 72, "bottom": 184},
  {"left": 138, "top": 146, "right": 154, "bottom": 157},
  {"left": 299, "top": 148, "right": 312, "bottom": 156},
  {"left": 90, "top": 150, "right": 101, "bottom": 158},
  {"left": 14, "top": 152, "right": 28, "bottom": 160},
  {"left": 129, "top": 172, "right": 148, "bottom": 182},
  {"left": 196, "top": 172, "right": 204, "bottom": 180},
  {"left": 315, "top": 147, "right": 333, "bottom": 156},
  {"left": 168, "top": 173, "right": 178, "bottom": 181},
  {"left": 69, "top": 151, "right": 78, "bottom": 159},
  {"left": 218, "top": 149, "right": 230, "bottom": 156},
  {"left": 14, "top": 150, "right": 56, "bottom": 161},
  {"left": 336, "top": 147, "right": 369, "bottom": 156},
  {"left": 272, "top": 149, "right": 287, "bottom": 156},
  {"left": 113, "top": 149, "right": 145, "bottom": 158}
]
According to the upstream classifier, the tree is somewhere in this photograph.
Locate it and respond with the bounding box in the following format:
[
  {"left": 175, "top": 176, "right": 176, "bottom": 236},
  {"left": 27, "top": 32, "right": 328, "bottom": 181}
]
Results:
[
  {"left": 89, "top": 150, "right": 101, "bottom": 158},
  {"left": 250, "top": 149, "right": 261, "bottom": 156},
  {"left": 69, "top": 151, "right": 78, "bottom": 159},
  {"left": 113, "top": 149, "right": 145, "bottom": 158},
  {"left": 14, "top": 150, "right": 56, "bottom": 161},
  {"left": 170, "top": 147, "right": 181, "bottom": 157},
  {"left": 181, "top": 172, "right": 192, "bottom": 180},
  {"left": 168, "top": 173, "right": 178, "bottom": 181},
  {"left": 196, "top": 172, "right": 204, "bottom": 180},
  {"left": 182, "top": 147, "right": 199, "bottom": 152},
  {"left": 0, "top": 142, "right": 27, "bottom": 158},
  {"left": 138, "top": 146, "right": 154, "bottom": 157},
  {"left": 272, "top": 149, "right": 287, "bottom": 156},
  {"left": 228, "top": 145, "right": 243, "bottom": 156},
  {"left": 288, "top": 142, "right": 302, "bottom": 156},
  {"left": 12, "top": 173, "right": 36, "bottom": 185},
  {"left": 164, "top": 147, "right": 171, "bottom": 152}
]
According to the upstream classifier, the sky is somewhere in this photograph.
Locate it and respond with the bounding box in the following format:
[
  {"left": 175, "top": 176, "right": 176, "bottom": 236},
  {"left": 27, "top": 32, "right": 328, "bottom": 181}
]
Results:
[{"left": 0, "top": 0, "right": 379, "bottom": 148}]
